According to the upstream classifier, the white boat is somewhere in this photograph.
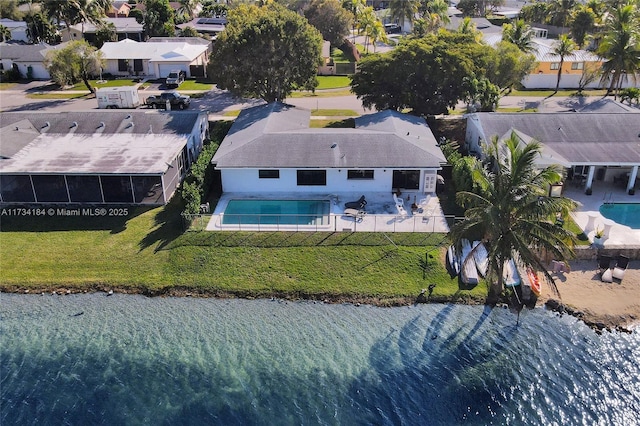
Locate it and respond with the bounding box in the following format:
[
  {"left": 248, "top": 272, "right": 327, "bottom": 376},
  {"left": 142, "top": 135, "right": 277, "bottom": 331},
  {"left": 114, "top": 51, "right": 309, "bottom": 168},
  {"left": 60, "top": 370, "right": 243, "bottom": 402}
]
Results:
[
  {"left": 472, "top": 241, "right": 488, "bottom": 277},
  {"left": 503, "top": 259, "right": 521, "bottom": 287},
  {"left": 461, "top": 239, "right": 479, "bottom": 285},
  {"left": 446, "top": 245, "right": 460, "bottom": 277}
]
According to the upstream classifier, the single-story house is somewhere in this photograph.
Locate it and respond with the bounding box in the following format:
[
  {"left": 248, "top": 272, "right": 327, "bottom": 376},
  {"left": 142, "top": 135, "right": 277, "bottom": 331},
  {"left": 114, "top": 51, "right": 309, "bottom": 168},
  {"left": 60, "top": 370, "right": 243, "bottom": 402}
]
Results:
[
  {"left": 0, "top": 18, "right": 29, "bottom": 42},
  {"left": 99, "top": 39, "right": 209, "bottom": 78},
  {"left": 61, "top": 17, "right": 144, "bottom": 44},
  {"left": 0, "top": 110, "right": 209, "bottom": 205},
  {"left": 0, "top": 42, "right": 66, "bottom": 80},
  {"left": 212, "top": 102, "right": 447, "bottom": 195},
  {"left": 177, "top": 17, "right": 227, "bottom": 38},
  {"left": 465, "top": 112, "right": 640, "bottom": 194},
  {"left": 483, "top": 34, "right": 638, "bottom": 90},
  {"left": 106, "top": 1, "right": 132, "bottom": 18}
]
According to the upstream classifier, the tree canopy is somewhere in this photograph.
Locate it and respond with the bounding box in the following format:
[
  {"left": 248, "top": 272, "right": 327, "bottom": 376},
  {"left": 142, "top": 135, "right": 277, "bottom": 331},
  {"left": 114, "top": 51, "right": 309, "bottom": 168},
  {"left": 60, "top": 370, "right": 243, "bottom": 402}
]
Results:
[
  {"left": 350, "top": 30, "right": 496, "bottom": 115},
  {"left": 143, "top": 0, "right": 176, "bottom": 37},
  {"left": 449, "top": 133, "right": 577, "bottom": 303},
  {"left": 208, "top": 3, "right": 323, "bottom": 102},
  {"left": 44, "top": 40, "right": 103, "bottom": 93},
  {"left": 304, "top": 0, "right": 353, "bottom": 47}
]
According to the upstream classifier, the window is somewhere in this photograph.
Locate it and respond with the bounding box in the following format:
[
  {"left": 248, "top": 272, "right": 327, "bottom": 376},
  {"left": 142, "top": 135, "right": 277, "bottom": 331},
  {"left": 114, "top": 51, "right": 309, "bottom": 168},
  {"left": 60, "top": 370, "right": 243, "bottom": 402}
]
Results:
[
  {"left": 392, "top": 170, "right": 420, "bottom": 190},
  {"left": 571, "top": 62, "right": 584, "bottom": 70},
  {"left": 133, "top": 59, "right": 143, "bottom": 72},
  {"left": 259, "top": 170, "right": 280, "bottom": 179},
  {"left": 297, "top": 170, "right": 326, "bottom": 186},
  {"left": 118, "top": 59, "right": 128, "bottom": 72},
  {"left": 347, "top": 170, "right": 374, "bottom": 180},
  {"left": 550, "top": 62, "right": 560, "bottom": 70}
]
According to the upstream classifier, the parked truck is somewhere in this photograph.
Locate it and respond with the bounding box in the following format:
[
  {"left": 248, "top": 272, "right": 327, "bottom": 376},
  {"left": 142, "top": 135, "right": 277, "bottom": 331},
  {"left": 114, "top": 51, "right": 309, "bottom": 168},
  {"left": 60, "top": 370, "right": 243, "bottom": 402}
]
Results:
[
  {"left": 165, "top": 70, "right": 186, "bottom": 88},
  {"left": 144, "top": 91, "right": 191, "bottom": 110},
  {"left": 96, "top": 86, "right": 141, "bottom": 109}
]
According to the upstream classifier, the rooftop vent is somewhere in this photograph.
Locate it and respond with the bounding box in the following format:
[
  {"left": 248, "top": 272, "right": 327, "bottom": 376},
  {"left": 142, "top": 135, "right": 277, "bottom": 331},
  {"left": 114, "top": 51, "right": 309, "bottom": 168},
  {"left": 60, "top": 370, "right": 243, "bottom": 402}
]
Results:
[{"left": 70, "top": 121, "right": 78, "bottom": 128}]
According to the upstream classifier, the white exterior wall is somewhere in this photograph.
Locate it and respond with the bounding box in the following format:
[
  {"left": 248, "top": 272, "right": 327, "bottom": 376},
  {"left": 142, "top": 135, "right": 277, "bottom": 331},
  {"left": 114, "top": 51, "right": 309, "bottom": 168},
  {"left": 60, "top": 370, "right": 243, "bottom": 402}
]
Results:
[
  {"left": 464, "top": 116, "right": 485, "bottom": 155},
  {"left": 15, "top": 61, "right": 50, "bottom": 79},
  {"left": 522, "top": 73, "right": 640, "bottom": 89},
  {"left": 220, "top": 168, "right": 438, "bottom": 194},
  {"left": 103, "top": 59, "right": 151, "bottom": 77}
]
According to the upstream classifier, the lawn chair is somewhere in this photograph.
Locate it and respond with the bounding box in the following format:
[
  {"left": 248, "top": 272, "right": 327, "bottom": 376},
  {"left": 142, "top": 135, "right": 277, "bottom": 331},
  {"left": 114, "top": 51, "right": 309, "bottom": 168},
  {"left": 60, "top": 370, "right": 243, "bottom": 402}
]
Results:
[
  {"left": 612, "top": 255, "right": 629, "bottom": 282},
  {"left": 343, "top": 208, "right": 366, "bottom": 223},
  {"left": 597, "top": 255, "right": 613, "bottom": 282},
  {"left": 345, "top": 195, "right": 366, "bottom": 210}
]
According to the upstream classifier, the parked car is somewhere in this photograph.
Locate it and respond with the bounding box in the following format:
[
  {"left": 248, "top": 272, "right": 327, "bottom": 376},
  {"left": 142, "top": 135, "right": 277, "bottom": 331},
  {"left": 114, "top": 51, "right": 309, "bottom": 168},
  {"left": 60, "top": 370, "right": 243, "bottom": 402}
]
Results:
[
  {"left": 144, "top": 91, "right": 191, "bottom": 110},
  {"left": 384, "top": 23, "right": 401, "bottom": 34},
  {"left": 165, "top": 70, "right": 186, "bottom": 88}
]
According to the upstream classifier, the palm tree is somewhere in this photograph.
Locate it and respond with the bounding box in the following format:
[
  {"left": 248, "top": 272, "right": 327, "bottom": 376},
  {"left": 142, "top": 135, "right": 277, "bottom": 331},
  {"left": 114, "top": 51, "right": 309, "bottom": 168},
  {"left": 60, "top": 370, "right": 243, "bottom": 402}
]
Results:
[
  {"left": 419, "top": 0, "right": 450, "bottom": 26},
  {"left": 552, "top": 34, "right": 577, "bottom": 92},
  {"left": 389, "top": 0, "right": 418, "bottom": 32},
  {"left": 502, "top": 20, "right": 536, "bottom": 53},
  {"left": 356, "top": 6, "right": 378, "bottom": 53},
  {"left": 597, "top": 3, "right": 640, "bottom": 97},
  {"left": 449, "top": 132, "right": 577, "bottom": 303},
  {"left": 178, "top": 0, "right": 198, "bottom": 20},
  {"left": 343, "top": 0, "right": 365, "bottom": 43},
  {"left": 369, "top": 20, "right": 389, "bottom": 53}
]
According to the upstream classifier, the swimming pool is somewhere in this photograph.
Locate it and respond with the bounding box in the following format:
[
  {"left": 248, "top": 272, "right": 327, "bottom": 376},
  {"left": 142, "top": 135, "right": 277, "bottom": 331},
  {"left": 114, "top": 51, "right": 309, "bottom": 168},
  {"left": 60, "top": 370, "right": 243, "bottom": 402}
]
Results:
[
  {"left": 599, "top": 203, "right": 640, "bottom": 229},
  {"left": 222, "top": 199, "right": 331, "bottom": 226}
]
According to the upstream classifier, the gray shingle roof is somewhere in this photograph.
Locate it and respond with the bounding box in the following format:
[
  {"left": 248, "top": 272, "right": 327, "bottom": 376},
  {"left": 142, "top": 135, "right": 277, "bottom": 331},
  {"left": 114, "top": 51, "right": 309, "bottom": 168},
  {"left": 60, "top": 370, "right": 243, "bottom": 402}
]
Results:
[
  {"left": 471, "top": 112, "right": 640, "bottom": 165},
  {"left": 213, "top": 103, "right": 446, "bottom": 169}
]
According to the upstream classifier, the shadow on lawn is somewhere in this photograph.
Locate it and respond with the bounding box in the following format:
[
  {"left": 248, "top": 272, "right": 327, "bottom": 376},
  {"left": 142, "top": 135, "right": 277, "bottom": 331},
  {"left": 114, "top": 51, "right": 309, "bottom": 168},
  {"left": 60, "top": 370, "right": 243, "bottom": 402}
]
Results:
[
  {"left": 138, "top": 200, "right": 184, "bottom": 252},
  {"left": 0, "top": 205, "right": 153, "bottom": 233}
]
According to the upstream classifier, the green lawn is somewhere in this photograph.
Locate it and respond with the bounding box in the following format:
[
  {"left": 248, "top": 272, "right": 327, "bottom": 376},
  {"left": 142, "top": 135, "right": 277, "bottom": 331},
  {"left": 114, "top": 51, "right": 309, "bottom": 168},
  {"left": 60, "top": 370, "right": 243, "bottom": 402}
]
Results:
[
  {"left": 73, "top": 79, "right": 138, "bottom": 90},
  {"left": 0, "top": 82, "right": 17, "bottom": 90},
  {"left": 0, "top": 204, "right": 486, "bottom": 304},
  {"left": 177, "top": 79, "right": 214, "bottom": 91},
  {"left": 316, "top": 76, "right": 352, "bottom": 90},
  {"left": 289, "top": 88, "right": 353, "bottom": 98}
]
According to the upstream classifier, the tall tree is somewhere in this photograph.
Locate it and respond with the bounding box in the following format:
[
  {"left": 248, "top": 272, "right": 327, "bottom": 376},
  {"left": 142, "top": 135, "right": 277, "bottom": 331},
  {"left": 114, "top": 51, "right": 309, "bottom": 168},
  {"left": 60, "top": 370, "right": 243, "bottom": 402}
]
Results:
[
  {"left": 304, "top": 0, "right": 353, "bottom": 47},
  {"left": 40, "top": 0, "right": 111, "bottom": 38},
  {"left": 177, "top": 0, "right": 198, "bottom": 20},
  {"left": 457, "top": 16, "right": 482, "bottom": 42},
  {"left": 389, "top": 0, "right": 418, "bottom": 30},
  {"left": 94, "top": 21, "right": 117, "bottom": 48},
  {"left": 23, "top": 10, "right": 58, "bottom": 44},
  {"left": 419, "top": 0, "right": 450, "bottom": 25},
  {"left": 569, "top": 4, "right": 596, "bottom": 47},
  {"left": 0, "top": 0, "right": 22, "bottom": 20},
  {"left": 44, "top": 40, "right": 104, "bottom": 93},
  {"left": 548, "top": 0, "right": 576, "bottom": 27},
  {"left": 487, "top": 41, "right": 536, "bottom": 94},
  {"left": 342, "top": 0, "right": 365, "bottom": 43},
  {"left": 552, "top": 34, "right": 576, "bottom": 92},
  {"left": 502, "top": 19, "right": 536, "bottom": 53},
  {"left": 356, "top": 6, "right": 378, "bottom": 53},
  {"left": 350, "top": 31, "right": 495, "bottom": 115},
  {"left": 597, "top": 2, "right": 640, "bottom": 96},
  {"left": 143, "top": 0, "right": 176, "bottom": 37},
  {"left": 449, "top": 133, "right": 577, "bottom": 303},
  {"left": 208, "top": 3, "right": 323, "bottom": 102}
]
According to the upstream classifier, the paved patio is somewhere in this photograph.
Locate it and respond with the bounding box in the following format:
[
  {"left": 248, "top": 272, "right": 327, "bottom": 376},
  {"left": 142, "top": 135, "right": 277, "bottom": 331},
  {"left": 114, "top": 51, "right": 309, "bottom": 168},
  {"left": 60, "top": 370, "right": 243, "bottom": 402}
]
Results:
[
  {"left": 206, "top": 192, "right": 452, "bottom": 233},
  {"left": 564, "top": 182, "right": 640, "bottom": 248}
]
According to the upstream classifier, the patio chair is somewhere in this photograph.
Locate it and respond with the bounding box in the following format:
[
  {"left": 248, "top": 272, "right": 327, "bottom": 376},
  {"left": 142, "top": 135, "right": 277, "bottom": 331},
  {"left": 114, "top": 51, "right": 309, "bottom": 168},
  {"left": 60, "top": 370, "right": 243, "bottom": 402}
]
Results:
[
  {"left": 393, "top": 193, "right": 405, "bottom": 208},
  {"left": 343, "top": 208, "right": 366, "bottom": 223},
  {"left": 612, "top": 255, "right": 630, "bottom": 281},
  {"left": 345, "top": 195, "right": 366, "bottom": 210},
  {"left": 597, "top": 255, "right": 612, "bottom": 274}
]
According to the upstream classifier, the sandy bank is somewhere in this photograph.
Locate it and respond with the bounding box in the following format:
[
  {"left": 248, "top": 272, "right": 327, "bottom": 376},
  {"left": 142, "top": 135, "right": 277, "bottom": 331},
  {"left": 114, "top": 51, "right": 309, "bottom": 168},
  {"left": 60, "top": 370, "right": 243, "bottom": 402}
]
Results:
[{"left": 539, "top": 259, "right": 639, "bottom": 332}]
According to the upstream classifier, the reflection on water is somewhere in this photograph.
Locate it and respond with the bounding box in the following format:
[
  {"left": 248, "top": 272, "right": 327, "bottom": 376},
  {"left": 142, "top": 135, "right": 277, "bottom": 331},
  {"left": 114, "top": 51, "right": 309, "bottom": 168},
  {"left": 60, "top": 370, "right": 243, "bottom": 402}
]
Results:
[{"left": 1, "top": 294, "right": 639, "bottom": 425}]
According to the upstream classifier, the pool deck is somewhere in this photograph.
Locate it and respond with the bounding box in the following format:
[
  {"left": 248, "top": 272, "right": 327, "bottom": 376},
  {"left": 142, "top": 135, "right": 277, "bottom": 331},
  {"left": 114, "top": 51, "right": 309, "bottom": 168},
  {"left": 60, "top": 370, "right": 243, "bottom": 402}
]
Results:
[
  {"left": 206, "top": 192, "right": 451, "bottom": 233},
  {"left": 565, "top": 183, "right": 640, "bottom": 248}
]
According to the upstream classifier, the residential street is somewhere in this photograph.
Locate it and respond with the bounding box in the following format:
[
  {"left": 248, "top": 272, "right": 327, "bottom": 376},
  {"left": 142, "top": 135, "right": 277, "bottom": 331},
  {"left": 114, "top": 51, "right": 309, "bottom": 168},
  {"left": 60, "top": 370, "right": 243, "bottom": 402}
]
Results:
[{"left": 0, "top": 80, "right": 635, "bottom": 116}]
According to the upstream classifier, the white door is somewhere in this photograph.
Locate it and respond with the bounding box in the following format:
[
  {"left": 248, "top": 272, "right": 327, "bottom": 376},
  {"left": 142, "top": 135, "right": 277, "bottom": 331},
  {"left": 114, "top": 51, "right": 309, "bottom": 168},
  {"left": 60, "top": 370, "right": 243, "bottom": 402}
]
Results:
[{"left": 158, "top": 64, "right": 189, "bottom": 78}]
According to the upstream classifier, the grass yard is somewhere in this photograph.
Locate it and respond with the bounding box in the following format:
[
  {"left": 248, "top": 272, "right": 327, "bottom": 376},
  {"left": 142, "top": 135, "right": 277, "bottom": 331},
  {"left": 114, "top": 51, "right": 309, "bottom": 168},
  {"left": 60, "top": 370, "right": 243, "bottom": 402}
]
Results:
[
  {"left": 0, "top": 204, "right": 486, "bottom": 304},
  {"left": 508, "top": 89, "right": 608, "bottom": 97},
  {"left": 290, "top": 88, "right": 353, "bottom": 98},
  {"left": 0, "top": 82, "right": 17, "bottom": 90},
  {"left": 177, "top": 79, "right": 214, "bottom": 91},
  {"left": 316, "top": 76, "right": 352, "bottom": 90}
]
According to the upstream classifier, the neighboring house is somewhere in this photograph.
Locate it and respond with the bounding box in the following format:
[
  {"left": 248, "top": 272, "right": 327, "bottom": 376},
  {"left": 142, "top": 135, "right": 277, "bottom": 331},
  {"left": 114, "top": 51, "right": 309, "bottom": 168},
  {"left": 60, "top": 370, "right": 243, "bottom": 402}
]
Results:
[
  {"left": 465, "top": 112, "right": 640, "bottom": 194},
  {"left": 212, "top": 102, "right": 446, "bottom": 195},
  {"left": 177, "top": 17, "right": 227, "bottom": 38},
  {"left": 0, "top": 18, "right": 29, "bottom": 42},
  {"left": 0, "top": 42, "right": 66, "bottom": 80},
  {"left": 62, "top": 17, "right": 144, "bottom": 44},
  {"left": 318, "top": 41, "right": 334, "bottom": 75},
  {"left": 106, "top": 1, "right": 132, "bottom": 18},
  {"left": 0, "top": 111, "right": 209, "bottom": 205},
  {"left": 99, "top": 39, "right": 210, "bottom": 78},
  {"left": 148, "top": 37, "right": 212, "bottom": 54}
]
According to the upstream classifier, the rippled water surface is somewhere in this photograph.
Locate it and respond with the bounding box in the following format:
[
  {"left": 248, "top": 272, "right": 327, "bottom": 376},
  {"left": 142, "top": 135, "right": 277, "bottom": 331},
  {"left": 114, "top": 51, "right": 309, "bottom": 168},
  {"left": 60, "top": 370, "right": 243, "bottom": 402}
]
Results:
[{"left": 2, "top": 294, "right": 639, "bottom": 425}]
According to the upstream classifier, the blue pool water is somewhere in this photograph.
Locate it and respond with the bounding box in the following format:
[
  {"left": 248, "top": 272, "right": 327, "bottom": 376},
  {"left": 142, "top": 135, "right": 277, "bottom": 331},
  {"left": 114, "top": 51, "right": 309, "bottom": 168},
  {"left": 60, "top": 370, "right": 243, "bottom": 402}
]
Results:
[
  {"left": 222, "top": 199, "right": 331, "bottom": 225},
  {"left": 599, "top": 203, "right": 640, "bottom": 229},
  {"left": 2, "top": 295, "right": 639, "bottom": 425}
]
